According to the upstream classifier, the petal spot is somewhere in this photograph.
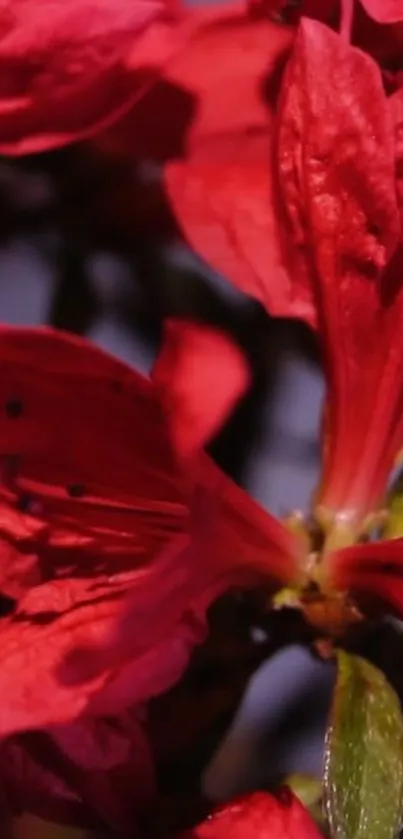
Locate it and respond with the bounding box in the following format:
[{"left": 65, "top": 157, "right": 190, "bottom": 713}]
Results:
[
  {"left": 5, "top": 399, "right": 23, "bottom": 418},
  {"left": 67, "top": 483, "right": 86, "bottom": 498}
]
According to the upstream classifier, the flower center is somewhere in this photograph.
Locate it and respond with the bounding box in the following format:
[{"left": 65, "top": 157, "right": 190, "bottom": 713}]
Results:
[{"left": 279, "top": 512, "right": 367, "bottom": 640}]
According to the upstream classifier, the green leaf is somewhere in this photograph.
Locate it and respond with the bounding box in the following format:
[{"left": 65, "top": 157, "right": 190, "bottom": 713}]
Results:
[{"left": 324, "top": 651, "right": 403, "bottom": 839}]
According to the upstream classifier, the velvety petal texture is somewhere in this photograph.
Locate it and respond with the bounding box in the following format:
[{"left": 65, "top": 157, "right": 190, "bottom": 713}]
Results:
[
  {"left": 163, "top": 4, "right": 316, "bottom": 325},
  {"left": 152, "top": 319, "right": 250, "bottom": 458},
  {"left": 275, "top": 19, "right": 402, "bottom": 529},
  {"left": 0, "top": 0, "right": 180, "bottom": 155},
  {"left": 0, "top": 326, "right": 301, "bottom": 736},
  {"left": 185, "top": 791, "right": 323, "bottom": 839}
]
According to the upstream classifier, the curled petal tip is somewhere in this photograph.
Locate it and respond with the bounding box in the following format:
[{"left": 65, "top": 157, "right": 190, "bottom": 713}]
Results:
[{"left": 153, "top": 319, "right": 250, "bottom": 458}]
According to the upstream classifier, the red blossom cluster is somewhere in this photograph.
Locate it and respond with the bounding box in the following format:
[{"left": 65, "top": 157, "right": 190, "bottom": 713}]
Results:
[{"left": 0, "top": 0, "right": 403, "bottom": 837}]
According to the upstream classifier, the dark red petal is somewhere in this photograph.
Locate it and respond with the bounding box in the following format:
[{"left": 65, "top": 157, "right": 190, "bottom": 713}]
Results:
[
  {"left": 152, "top": 320, "right": 250, "bottom": 458},
  {"left": 324, "top": 538, "right": 403, "bottom": 616},
  {"left": 0, "top": 0, "right": 180, "bottom": 156},
  {"left": 276, "top": 19, "right": 401, "bottom": 527},
  {"left": 0, "top": 711, "right": 154, "bottom": 833},
  {"left": 163, "top": 4, "right": 316, "bottom": 324},
  {"left": 359, "top": 0, "right": 403, "bottom": 22},
  {"left": 184, "top": 791, "right": 323, "bottom": 839}
]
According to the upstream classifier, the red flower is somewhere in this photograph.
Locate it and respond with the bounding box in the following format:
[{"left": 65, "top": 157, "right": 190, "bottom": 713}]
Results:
[
  {"left": 160, "top": 9, "right": 403, "bottom": 624},
  {"left": 0, "top": 0, "right": 182, "bottom": 156},
  {"left": 185, "top": 790, "right": 323, "bottom": 839},
  {"left": 161, "top": 2, "right": 403, "bottom": 338},
  {"left": 275, "top": 18, "right": 403, "bottom": 531},
  {"left": 0, "top": 325, "right": 301, "bottom": 736},
  {"left": 166, "top": 13, "right": 403, "bottom": 535}
]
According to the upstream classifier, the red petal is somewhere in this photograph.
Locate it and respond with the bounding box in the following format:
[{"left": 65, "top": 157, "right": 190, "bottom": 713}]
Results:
[
  {"left": 359, "top": 0, "right": 403, "bottom": 22},
  {"left": 0, "top": 711, "right": 154, "bottom": 833},
  {"left": 276, "top": 19, "right": 401, "bottom": 526},
  {"left": 0, "top": 0, "right": 180, "bottom": 156},
  {"left": 163, "top": 4, "right": 315, "bottom": 324},
  {"left": 194, "top": 454, "right": 302, "bottom": 586},
  {"left": 0, "top": 325, "right": 298, "bottom": 603},
  {"left": 324, "top": 538, "right": 403, "bottom": 616},
  {"left": 0, "top": 553, "right": 208, "bottom": 733},
  {"left": 184, "top": 790, "right": 323, "bottom": 839},
  {"left": 0, "top": 326, "right": 300, "bottom": 735},
  {"left": 152, "top": 320, "right": 250, "bottom": 458},
  {"left": 0, "top": 325, "right": 188, "bottom": 601},
  {"left": 0, "top": 326, "right": 188, "bottom": 733}
]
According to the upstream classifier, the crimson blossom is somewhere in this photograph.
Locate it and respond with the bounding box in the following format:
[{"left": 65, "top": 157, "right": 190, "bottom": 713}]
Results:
[
  {"left": 0, "top": 323, "right": 301, "bottom": 736},
  {"left": 160, "top": 5, "right": 403, "bottom": 623},
  {"left": 0, "top": 323, "right": 300, "bottom": 833}
]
